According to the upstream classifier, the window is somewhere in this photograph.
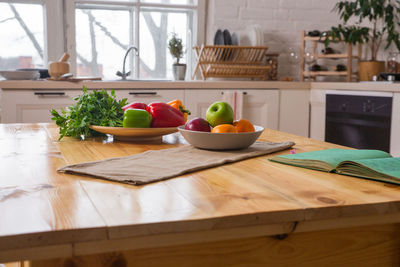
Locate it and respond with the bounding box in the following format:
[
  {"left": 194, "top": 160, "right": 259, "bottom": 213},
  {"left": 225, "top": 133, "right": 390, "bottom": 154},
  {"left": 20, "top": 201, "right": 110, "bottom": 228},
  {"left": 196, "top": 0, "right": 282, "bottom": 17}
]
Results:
[
  {"left": 0, "top": 2, "right": 45, "bottom": 69},
  {"left": 68, "top": 0, "right": 202, "bottom": 80},
  {"left": 0, "top": 0, "right": 204, "bottom": 79}
]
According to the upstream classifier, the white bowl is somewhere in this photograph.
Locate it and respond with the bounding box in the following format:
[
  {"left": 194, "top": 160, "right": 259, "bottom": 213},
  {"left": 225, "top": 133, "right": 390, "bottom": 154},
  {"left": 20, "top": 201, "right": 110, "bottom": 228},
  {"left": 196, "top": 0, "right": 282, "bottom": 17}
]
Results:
[
  {"left": 178, "top": 125, "right": 264, "bottom": 150},
  {"left": 0, "top": 70, "right": 39, "bottom": 80}
]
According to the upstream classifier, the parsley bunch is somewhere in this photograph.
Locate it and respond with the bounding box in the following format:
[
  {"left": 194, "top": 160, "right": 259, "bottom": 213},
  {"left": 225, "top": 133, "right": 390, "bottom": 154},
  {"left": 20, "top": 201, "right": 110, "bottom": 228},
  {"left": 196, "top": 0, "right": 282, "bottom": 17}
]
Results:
[{"left": 51, "top": 87, "right": 127, "bottom": 140}]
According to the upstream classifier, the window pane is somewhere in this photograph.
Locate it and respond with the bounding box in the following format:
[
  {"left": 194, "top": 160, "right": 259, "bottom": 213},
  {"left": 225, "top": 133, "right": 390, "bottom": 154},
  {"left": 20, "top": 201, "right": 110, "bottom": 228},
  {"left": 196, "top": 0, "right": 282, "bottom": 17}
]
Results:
[
  {"left": 140, "top": 0, "right": 195, "bottom": 5},
  {"left": 0, "top": 3, "right": 44, "bottom": 70},
  {"left": 78, "top": 0, "right": 137, "bottom": 2},
  {"left": 75, "top": 8, "right": 132, "bottom": 79},
  {"left": 139, "top": 10, "right": 190, "bottom": 79}
]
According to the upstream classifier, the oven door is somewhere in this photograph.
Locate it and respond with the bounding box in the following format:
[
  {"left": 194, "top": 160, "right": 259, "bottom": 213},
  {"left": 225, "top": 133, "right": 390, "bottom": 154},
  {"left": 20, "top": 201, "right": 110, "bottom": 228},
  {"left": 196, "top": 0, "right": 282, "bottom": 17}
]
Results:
[{"left": 325, "top": 92, "right": 393, "bottom": 152}]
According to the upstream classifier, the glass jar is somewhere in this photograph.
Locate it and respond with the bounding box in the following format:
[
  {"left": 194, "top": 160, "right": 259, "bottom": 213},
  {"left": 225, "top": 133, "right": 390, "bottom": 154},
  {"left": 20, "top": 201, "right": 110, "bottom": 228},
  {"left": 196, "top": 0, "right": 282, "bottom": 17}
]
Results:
[{"left": 386, "top": 52, "right": 399, "bottom": 73}]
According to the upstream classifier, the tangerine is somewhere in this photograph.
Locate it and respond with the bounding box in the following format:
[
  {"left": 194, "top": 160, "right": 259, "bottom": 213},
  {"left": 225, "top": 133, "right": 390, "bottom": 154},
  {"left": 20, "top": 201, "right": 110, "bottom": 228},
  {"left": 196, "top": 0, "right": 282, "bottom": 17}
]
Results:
[
  {"left": 233, "top": 119, "right": 255, "bottom": 132},
  {"left": 211, "top": 124, "right": 238, "bottom": 133}
]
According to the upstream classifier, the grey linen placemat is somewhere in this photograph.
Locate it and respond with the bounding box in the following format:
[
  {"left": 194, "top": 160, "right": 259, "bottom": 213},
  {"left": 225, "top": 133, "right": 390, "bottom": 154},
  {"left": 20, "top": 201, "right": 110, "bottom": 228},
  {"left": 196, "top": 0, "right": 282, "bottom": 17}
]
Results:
[{"left": 58, "top": 141, "right": 295, "bottom": 185}]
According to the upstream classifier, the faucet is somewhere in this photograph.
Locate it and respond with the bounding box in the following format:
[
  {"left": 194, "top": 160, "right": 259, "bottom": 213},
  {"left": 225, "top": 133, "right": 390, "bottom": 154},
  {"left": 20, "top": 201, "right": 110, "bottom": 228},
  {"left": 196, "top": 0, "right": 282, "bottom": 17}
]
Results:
[{"left": 116, "top": 46, "right": 139, "bottom": 80}]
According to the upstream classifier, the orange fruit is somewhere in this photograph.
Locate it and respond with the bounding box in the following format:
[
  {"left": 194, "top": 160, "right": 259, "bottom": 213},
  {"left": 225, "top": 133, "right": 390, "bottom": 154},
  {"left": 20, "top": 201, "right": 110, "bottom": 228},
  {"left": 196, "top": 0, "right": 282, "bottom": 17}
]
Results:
[
  {"left": 211, "top": 124, "right": 238, "bottom": 133},
  {"left": 233, "top": 119, "right": 255, "bottom": 133}
]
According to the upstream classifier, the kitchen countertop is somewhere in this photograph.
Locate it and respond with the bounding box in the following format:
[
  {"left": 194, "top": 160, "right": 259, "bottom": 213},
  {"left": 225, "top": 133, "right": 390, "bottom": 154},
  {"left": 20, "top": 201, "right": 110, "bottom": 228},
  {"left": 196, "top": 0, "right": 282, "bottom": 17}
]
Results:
[
  {"left": 1, "top": 80, "right": 400, "bottom": 92},
  {"left": 1, "top": 123, "right": 400, "bottom": 265},
  {"left": 0, "top": 80, "right": 309, "bottom": 90}
]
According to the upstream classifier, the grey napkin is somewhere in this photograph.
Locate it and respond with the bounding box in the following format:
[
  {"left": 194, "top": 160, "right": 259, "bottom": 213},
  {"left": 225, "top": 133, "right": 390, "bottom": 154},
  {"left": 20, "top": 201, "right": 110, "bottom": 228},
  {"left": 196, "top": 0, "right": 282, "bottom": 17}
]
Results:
[{"left": 58, "top": 141, "right": 295, "bottom": 185}]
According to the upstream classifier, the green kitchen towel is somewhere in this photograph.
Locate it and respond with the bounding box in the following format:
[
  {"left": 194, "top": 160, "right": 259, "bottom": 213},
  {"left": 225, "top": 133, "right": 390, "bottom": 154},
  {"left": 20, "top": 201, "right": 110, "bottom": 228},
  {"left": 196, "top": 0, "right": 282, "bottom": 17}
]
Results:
[{"left": 58, "top": 141, "right": 294, "bottom": 185}]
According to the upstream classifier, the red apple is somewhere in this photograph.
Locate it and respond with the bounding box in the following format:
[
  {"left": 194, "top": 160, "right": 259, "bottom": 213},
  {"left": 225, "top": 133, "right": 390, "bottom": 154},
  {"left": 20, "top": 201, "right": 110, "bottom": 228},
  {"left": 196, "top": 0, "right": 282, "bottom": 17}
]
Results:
[
  {"left": 185, "top": 117, "right": 211, "bottom": 132},
  {"left": 122, "top": 102, "right": 147, "bottom": 111}
]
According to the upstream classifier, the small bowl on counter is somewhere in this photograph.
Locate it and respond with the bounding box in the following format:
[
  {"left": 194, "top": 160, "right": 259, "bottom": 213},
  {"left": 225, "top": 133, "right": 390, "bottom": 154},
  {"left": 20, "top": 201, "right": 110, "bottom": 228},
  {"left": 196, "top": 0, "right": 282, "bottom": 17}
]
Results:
[
  {"left": 178, "top": 125, "right": 264, "bottom": 150},
  {"left": 0, "top": 70, "right": 40, "bottom": 80}
]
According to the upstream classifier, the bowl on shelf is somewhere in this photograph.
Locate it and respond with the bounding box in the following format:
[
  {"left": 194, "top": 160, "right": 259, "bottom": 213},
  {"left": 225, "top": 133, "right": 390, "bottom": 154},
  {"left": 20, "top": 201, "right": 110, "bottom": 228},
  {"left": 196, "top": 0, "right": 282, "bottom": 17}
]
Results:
[
  {"left": 178, "top": 125, "right": 264, "bottom": 150},
  {"left": 0, "top": 70, "right": 40, "bottom": 80}
]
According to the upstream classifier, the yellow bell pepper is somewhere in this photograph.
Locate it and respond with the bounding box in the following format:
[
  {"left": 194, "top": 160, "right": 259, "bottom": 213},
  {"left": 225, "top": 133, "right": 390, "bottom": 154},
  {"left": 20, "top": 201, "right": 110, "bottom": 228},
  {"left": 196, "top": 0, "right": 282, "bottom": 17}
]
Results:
[{"left": 167, "top": 99, "right": 191, "bottom": 122}]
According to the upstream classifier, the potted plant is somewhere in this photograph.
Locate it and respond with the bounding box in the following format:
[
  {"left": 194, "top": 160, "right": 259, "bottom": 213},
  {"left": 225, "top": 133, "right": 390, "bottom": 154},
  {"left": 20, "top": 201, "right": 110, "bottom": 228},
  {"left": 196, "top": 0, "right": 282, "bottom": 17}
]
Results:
[
  {"left": 324, "top": 0, "right": 400, "bottom": 81},
  {"left": 168, "top": 33, "right": 186, "bottom": 80}
]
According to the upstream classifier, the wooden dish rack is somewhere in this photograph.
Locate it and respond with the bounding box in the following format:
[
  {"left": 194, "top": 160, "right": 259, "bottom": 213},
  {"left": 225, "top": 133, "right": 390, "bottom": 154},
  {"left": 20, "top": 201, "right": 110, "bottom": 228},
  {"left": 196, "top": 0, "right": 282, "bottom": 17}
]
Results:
[{"left": 192, "top": 45, "right": 271, "bottom": 80}]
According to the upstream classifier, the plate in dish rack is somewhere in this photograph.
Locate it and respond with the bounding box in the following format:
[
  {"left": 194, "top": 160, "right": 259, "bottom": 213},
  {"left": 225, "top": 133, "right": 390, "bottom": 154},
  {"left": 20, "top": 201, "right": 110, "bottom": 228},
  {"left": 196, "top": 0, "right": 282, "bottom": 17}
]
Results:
[{"left": 90, "top": 125, "right": 178, "bottom": 142}]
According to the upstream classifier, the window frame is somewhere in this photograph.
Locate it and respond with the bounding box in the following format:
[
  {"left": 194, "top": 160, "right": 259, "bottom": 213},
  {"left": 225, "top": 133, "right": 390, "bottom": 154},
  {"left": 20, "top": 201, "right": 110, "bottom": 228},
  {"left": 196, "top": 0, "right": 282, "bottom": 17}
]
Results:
[
  {"left": 0, "top": 0, "right": 64, "bottom": 65},
  {"left": 65, "top": 0, "right": 206, "bottom": 79}
]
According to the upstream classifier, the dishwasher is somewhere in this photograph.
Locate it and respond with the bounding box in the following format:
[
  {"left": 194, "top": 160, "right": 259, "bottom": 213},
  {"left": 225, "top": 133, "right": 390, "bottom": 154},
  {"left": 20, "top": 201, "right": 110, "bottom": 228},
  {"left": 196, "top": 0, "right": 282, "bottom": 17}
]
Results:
[{"left": 325, "top": 91, "right": 393, "bottom": 152}]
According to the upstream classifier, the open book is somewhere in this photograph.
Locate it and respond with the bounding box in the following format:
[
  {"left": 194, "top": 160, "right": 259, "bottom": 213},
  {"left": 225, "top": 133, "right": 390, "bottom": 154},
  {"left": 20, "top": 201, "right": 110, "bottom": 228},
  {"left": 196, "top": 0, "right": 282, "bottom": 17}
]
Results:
[{"left": 269, "top": 149, "right": 400, "bottom": 185}]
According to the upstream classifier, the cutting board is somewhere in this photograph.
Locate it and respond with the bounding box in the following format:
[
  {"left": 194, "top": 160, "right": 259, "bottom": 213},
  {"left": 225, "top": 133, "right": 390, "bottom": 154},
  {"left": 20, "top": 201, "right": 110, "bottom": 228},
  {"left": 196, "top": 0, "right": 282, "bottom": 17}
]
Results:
[{"left": 47, "top": 76, "right": 102, "bottom": 82}]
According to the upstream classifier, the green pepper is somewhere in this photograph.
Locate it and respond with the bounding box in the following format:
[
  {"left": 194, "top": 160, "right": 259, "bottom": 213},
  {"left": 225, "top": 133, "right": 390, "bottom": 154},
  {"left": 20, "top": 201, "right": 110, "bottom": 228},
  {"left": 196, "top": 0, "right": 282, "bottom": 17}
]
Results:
[{"left": 122, "top": 109, "right": 152, "bottom": 128}]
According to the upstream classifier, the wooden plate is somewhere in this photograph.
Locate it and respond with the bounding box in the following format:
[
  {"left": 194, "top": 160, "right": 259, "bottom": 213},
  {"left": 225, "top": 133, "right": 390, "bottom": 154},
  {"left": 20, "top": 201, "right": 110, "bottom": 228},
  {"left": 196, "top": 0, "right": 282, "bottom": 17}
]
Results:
[{"left": 90, "top": 125, "right": 178, "bottom": 142}]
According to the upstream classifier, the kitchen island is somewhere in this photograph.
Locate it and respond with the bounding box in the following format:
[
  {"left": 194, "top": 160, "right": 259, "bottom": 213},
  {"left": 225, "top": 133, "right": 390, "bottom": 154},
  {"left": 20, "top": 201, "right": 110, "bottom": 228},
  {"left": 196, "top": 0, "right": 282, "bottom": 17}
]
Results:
[{"left": 1, "top": 123, "right": 400, "bottom": 266}]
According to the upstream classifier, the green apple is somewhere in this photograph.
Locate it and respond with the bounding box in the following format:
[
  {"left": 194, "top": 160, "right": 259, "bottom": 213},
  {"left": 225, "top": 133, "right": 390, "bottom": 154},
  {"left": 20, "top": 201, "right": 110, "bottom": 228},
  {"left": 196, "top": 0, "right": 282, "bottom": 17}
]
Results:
[
  {"left": 206, "top": 101, "right": 234, "bottom": 127},
  {"left": 123, "top": 109, "right": 152, "bottom": 128}
]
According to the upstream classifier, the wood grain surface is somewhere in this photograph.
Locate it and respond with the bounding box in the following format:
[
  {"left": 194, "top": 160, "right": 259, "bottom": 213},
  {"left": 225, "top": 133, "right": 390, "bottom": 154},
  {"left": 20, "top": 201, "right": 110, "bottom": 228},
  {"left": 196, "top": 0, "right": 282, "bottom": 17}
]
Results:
[{"left": 1, "top": 123, "right": 400, "bottom": 264}]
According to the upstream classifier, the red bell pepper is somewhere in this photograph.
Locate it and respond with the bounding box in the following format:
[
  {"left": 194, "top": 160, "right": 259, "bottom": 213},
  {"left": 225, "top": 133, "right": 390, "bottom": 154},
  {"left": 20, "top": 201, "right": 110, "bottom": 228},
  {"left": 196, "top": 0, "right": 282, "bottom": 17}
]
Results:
[
  {"left": 146, "top": 102, "right": 185, "bottom": 128},
  {"left": 122, "top": 102, "right": 147, "bottom": 111}
]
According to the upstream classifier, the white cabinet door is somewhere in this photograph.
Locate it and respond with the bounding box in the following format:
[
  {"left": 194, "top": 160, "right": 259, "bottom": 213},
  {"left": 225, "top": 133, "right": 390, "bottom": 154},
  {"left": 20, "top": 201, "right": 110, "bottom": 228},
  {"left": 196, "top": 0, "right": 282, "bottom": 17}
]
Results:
[
  {"left": 279, "top": 89, "right": 310, "bottom": 137},
  {"left": 390, "top": 93, "right": 400, "bottom": 156},
  {"left": 241, "top": 89, "right": 279, "bottom": 130},
  {"left": 184, "top": 89, "right": 223, "bottom": 119},
  {"left": 309, "top": 89, "right": 327, "bottom": 141},
  {"left": 185, "top": 89, "right": 279, "bottom": 130},
  {"left": 116, "top": 89, "right": 184, "bottom": 106},
  {"left": 1, "top": 89, "right": 81, "bottom": 123}
]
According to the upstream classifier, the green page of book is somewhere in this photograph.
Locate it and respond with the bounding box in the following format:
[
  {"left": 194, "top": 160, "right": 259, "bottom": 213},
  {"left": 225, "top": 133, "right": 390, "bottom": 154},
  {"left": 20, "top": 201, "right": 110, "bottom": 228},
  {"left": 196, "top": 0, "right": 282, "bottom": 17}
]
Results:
[
  {"left": 269, "top": 148, "right": 391, "bottom": 172},
  {"left": 337, "top": 157, "right": 400, "bottom": 185}
]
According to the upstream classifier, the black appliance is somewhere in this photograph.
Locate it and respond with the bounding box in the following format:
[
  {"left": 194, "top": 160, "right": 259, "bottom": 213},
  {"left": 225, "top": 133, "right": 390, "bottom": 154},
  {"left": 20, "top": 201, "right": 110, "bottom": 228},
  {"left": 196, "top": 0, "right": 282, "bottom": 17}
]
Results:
[{"left": 325, "top": 93, "right": 392, "bottom": 152}]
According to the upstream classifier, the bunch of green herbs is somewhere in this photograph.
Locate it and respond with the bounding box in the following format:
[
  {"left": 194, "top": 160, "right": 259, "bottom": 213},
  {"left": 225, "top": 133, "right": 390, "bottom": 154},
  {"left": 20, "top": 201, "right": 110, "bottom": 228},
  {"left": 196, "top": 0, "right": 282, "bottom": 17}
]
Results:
[{"left": 51, "top": 86, "right": 127, "bottom": 140}]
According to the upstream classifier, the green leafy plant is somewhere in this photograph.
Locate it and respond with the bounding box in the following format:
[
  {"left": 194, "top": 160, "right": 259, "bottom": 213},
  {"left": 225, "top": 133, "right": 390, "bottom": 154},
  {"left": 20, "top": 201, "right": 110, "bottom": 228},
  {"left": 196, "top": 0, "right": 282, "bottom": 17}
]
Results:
[
  {"left": 168, "top": 33, "right": 184, "bottom": 64},
  {"left": 323, "top": 0, "right": 400, "bottom": 61},
  {"left": 51, "top": 86, "right": 127, "bottom": 140}
]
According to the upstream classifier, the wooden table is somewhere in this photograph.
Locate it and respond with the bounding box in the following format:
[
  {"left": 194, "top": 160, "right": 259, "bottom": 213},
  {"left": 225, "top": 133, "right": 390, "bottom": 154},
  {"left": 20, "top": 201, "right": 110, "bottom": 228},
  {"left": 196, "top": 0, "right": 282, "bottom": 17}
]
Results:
[{"left": 1, "top": 123, "right": 400, "bottom": 266}]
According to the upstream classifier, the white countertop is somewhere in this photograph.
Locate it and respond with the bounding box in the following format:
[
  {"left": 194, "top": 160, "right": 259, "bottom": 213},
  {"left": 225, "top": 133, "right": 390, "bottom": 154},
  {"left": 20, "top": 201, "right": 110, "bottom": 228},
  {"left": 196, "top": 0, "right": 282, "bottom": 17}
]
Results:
[
  {"left": 1, "top": 80, "right": 400, "bottom": 92},
  {"left": 0, "top": 80, "right": 308, "bottom": 90}
]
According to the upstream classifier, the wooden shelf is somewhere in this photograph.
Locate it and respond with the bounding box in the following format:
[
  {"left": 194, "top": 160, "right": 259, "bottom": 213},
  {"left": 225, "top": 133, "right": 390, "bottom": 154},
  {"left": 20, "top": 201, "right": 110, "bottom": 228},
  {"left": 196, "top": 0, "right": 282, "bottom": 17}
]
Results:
[
  {"left": 303, "top": 71, "right": 348, "bottom": 76},
  {"left": 315, "top": 54, "right": 360, "bottom": 59},
  {"left": 300, "top": 30, "right": 360, "bottom": 82},
  {"left": 303, "top": 36, "right": 341, "bottom": 42}
]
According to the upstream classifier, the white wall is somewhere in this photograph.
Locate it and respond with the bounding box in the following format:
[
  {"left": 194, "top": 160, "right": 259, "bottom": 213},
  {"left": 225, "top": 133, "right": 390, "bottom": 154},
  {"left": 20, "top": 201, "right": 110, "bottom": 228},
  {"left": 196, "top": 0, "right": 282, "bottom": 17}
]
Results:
[{"left": 205, "top": 0, "right": 389, "bottom": 81}]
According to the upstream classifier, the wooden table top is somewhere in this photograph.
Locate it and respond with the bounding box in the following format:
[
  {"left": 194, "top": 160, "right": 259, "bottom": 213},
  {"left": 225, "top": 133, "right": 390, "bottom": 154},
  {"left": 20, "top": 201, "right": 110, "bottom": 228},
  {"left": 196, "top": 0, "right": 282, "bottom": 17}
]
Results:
[{"left": 1, "top": 123, "right": 400, "bottom": 262}]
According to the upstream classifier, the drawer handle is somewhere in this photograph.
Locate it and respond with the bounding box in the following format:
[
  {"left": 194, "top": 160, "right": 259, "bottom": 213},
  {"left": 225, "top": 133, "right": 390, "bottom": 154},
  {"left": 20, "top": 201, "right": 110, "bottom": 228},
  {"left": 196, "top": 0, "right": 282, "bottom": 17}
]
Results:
[
  {"left": 220, "top": 92, "right": 247, "bottom": 95},
  {"left": 129, "top": 92, "right": 157, "bottom": 96},
  {"left": 34, "top": 92, "right": 65, "bottom": 96}
]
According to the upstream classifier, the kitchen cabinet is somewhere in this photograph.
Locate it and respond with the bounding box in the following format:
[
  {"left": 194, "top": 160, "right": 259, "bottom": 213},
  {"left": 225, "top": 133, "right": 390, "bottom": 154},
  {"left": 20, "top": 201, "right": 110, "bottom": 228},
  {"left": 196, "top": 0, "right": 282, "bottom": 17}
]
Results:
[
  {"left": 309, "top": 89, "right": 326, "bottom": 141},
  {"left": 185, "top": 89, "right": 279, "bottom": 130},
  {"left": 0, "top": 89, "right": 81, "bottom": 123},
  {"left": 0, "top": 89, "right": 184, "bottom": 123},
  {"left": 310, "top": 89, "right": 400, "bottom": 157},
  {"left": 390, "top": 93, "right": 400, "bottom": 156},
  {"left": 241, "top": 89, "right": 279, "bottom": 130},
  {"left": 279, "top": 89, "right": 310, "bottom": 137},
  {"left": 184, "top": 89, "right": 223, "bottom": 119},
  {"left": 115, "top": 89, "right": 184, "bottom": 105}
]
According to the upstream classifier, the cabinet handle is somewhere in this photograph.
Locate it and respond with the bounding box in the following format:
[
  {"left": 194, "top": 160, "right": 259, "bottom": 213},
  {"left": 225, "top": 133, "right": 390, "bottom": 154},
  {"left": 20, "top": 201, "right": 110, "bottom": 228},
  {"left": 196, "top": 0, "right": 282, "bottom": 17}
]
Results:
[
  {"left": 220, "top": 92, "right": 247, "bottom": 95},
  {"left": 34, "top": 92, "right": 65, "bottom": 96},
  {"left": 129, "top": 92, "right": 157, "bottom": 96}
]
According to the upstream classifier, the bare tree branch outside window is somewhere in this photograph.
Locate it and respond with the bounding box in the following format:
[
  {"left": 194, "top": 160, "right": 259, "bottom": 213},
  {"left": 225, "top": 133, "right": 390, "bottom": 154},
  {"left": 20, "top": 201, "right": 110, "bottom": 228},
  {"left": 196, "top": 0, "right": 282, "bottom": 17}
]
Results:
[{"left": 1, "top": 2, "right": 186, "bottom": 79}]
